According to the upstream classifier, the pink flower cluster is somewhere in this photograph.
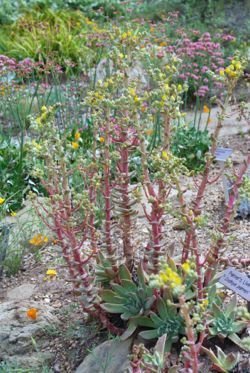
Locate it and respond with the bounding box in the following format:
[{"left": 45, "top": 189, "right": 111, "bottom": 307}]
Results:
[
  {"left": 167, "top": 32, "right": 230, "bottom": 97},
  {"left": 0, "top": 55, "right": 63, "bottom": 79}
]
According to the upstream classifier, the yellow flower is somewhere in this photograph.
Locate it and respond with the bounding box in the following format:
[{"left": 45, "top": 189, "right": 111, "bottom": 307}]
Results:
[
  {"left": 71, "top": 141, "right": 79, "bottom": 150},
  {"left": 74, "top": 131, "right": 81, "bottom": 141},
  {"left": 203, "top": 105, "right": 210, "bottom": 113},
  {"left": 158, "top": 266, "right": 182, "bottom": 288},
  {"left": 99, "top": 137, "right": 105, "bottom": 143},
  {"left": 162, "top": 150, "right": 169, "bottom": 161},
  {"left": 86, "top": 18, "right": 93, "bottom": 25},
  {"left": 0, "top": 197, "right": 5, "bottom": 205},
  {"left": 181, "top": 261, "right": 191, "bottom": 273},
  {"left": 41, "top": 106, "right": 47, "bottom": 113},
  {"left": 10, "top": 211, "right": 17, "bottom": 217},
  {"left": 26, "top": 308, "right": 38, "bottom": 320},
  {"left": 31, "top": 140, "right": 42, "bottom": 151},
  {"left": 46, "top": 269, "right": 57, "bottom": 277},
  {"left": 235, "top": 62, "right": 241, "bottom": 70},
  {"left": 219, "top": 69, "right": 225, "bottom": 76},
  {"left": 159, "top": 41, "right": 167, "bottom": 47},
  {"left": 29, "top": 234, "right": 48, "bottom": 246},
  {"left": 128, "top": 87, "right": 136, "bottom": 96},
  {"left": 200, "top": 299, "right": 209, "bottom": 311}
]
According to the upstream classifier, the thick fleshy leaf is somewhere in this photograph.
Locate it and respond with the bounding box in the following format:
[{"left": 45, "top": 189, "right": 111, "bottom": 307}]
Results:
[
  {"left": 144, "top": 296, "right": 156, "bottom": 310},
  {"left": 157, "top": 298, "right": 167, "bottom": 319},
  {"left": 155, "top": 334, "right": 167, "bottom": 357},
  {"left": 119, "top": 264, "right": 132, "bottom": 281},
  {"left": 120, "top": 279, "right": 137, "bottom": 292},
  {"left": 233, "top": 321, "right": 248, "bottom": 334},
  {"left": 120, "top": 320, "right": 137, "bottom": 341},
  {"left": 167, "top": 257, "right": 177, "bottom": 272},
  {"left": 133, "top": 316, "right": 154, "bottom": 328},
  {"left": 225, "top": 294, "right": 237, "bottom": 317},
  {"left": 212, "top": 303, "right": 222, "bottom": 318},
  {"left": 100, "top": 303, "right": 126, "bottom": 314},
  {"left": 200, "top": 346, "right": 219, "bottom": 365},
  {"left": 111, "top": 283, "right": 130, "bottom": 297},
  {"left": 228, "top": 333, "right": 250, "bottom": 351},
  {"left": 150, "top": 312, "right": 164, "bottom": 327},
  {"left": 100, "top": 289, "right": 124, "bottom": 304},
  {"left": 139, "top": 329, "right": 159, "bottom": 340},
  {"left": 137, "top": 262, "right": 147, "bottom": 285}
]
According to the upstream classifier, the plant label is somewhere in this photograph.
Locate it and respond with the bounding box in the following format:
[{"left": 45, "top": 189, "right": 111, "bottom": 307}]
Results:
[
  {"left": 219, "top": 267, "right": 250, "bottom": 301},
  {"left": 215, "top": 147, "right": 233, "bottom": 162}
]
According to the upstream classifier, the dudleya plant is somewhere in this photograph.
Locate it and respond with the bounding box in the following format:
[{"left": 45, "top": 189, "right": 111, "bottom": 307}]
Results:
[{"left": 26, "top": 24, "right": 250, "bottom": 372}]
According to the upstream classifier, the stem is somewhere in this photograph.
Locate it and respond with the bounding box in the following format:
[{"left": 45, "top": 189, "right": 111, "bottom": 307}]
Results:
[{"left": 204, "top": 155, "right": 250, "bottom": 285}]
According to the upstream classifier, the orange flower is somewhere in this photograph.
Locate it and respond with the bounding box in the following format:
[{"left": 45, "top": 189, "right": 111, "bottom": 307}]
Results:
[
  {"left": 145, "top": 129, "right": 153, "bottom": 136},
  {"left": 26, "top": 308, "right": 38, "bottom": 320},
  {"left": 203, "top": 105, "right": 210, "bottom": 113},
  {"left": 29, "top": 233, "right": 48, "bottom": 246}
]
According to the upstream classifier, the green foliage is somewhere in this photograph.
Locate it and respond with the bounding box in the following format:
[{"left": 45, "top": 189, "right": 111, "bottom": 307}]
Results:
[
  {"left": 0, "top": 136, "right": 30, "bottom": 211},
  {"left": 171, "top": 125, "right": 211, "bottom": 172},
  {"left": 201, "top": 346, "right": 240, "bottom": 373},
  {"left": 138, "top": 298, "right": 185, "bottom": 351},
  {"left": 100, "top": 264, "right": 155, "bottom": 320},
  {"left": 0, "top": 7, "right": 95, "bottom": 69},
  {"left": 208, "top": 295, "right": 249, "bottom": 347}
]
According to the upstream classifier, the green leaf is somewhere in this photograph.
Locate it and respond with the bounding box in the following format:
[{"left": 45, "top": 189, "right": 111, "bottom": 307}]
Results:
[
  {"left": 137, "top": 262, "right": 147, "bottom": 285},
  {"left": 225, "top": 294, "right": 237, "bottom": 317},
  {"left": 100, "top": 289, "right": 124, "bottom": 304},
  {"left": 139, "top": 329, "right": 159, "bottom": 340},
  {"left": 120, "top": 320, "right": 137, "bottom": 341},
  {"left": 133, "top": 316, "right": 154, "bottom": 328},
  {"left": 119, "top": 264, "right": 132, "bottom": 281},
  {"left": 228, "top": 333, "right": 250, "bottom": 351},
  {"left": 156, "top": 298, "right": 167, "bottom": 319},
  {"left": 111, "top": 283, "right": 130, "bottom": 297},
  {"left": 120, "top": 279, "right": 137, "bottom": 292},
  {"left": 100, "top": 303, "right": 126, "bottom": 314},
  {"left": 150, "top": 312, "right": 164, "bottom": 327}
]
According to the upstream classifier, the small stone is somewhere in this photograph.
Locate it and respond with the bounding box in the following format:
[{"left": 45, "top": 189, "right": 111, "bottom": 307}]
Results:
[{"left": 7, "top": 283, "right": 36, "bottom": 301}]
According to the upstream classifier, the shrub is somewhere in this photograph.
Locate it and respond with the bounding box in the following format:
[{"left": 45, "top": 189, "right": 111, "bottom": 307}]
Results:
[{"left": 24, "top": 25, "right": 250, "bottom": 372}]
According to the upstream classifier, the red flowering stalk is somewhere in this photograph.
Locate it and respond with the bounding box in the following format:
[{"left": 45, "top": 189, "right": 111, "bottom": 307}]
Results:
[
  {"left": 180, "top": 296, "right": 207, "bottom": 373},
  {"left": 113, "top": 124, "right": 138, "bottom": 271},
  {"left": 140, "top": 141, "right": 167, "bottom": 273},
  {"left": 102, "top": 116, "right": 116, "bottom": 266},
  {"left": 204, "top": 155, "right": 250, "bottom": 285}
]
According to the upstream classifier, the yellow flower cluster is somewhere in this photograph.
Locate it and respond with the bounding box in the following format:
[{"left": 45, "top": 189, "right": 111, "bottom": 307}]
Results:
[
  {"left": 29, "top": 233, "right": 48, "bottom": 246},
  {"left": 222, "top": 59, "right": 243, "bottom": 79},
  {"left": 128, "top": 87, "right": 140, "bottom": 104},
  {"left": 0, "top": 197, "right": 5, "bottom": 205},
  {"left": 199, "top": 298, "right": 209, "bottom": 311},
  {"left": 181, "top": 260, "right": 191, "bottom": 273},
  {"left": 36, "top": 106, "right": 48, "bottom": 126},
  {"left": 71, "top": 131, "right": 81, "bottom": 150},
  {"left": 156, "top": 265, "right": 182, "bottom": 289}
]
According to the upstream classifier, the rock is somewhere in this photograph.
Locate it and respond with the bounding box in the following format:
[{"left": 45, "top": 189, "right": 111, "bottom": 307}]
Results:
[
  {"left": 0, "top": 300, "right": 58, "bottom": 366},
  {"left": 3, "top": 352, "right": 53, "bottom": 370},
  {"left": 6, "top": 283, "right": 36, "bottom": 301},
  {"left": 75, "top": 338, "right": 132, "bottom": 373}
]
